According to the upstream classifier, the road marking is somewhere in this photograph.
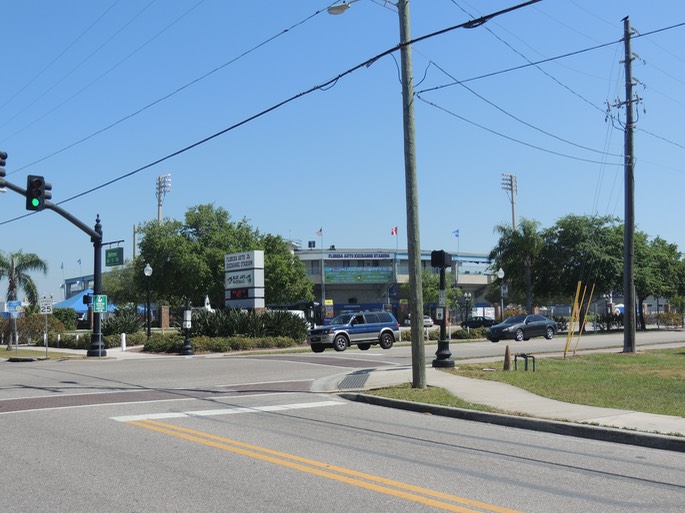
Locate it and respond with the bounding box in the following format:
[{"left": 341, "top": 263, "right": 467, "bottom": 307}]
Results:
[
  {"left": 110, "top": 399, "right": 344, "bottom": 422},
  {"left": 126, "top": 419, "right": 525, "bottom": 513}
]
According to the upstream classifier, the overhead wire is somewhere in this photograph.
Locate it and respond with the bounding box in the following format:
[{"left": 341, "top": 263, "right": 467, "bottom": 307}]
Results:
[
  {"left": 0, "top": 0, "right": 122, "bottom": 113},
  {"left": 0, "top": 0, "right": 160, "bottom": 134},
  {"left": 416, "top": 94, "right": 621, "bottom": 166},
  {"left": 1, "top": 0, "right": 206, "bottom": 146},
  {"left": 0, "top": 0, "right": 543, "bottom": 226},
  {"left": 449, "top": 0, "right": 607, "bottom": 115},
  {"left": 422, "top": 59, "right": 622, "bottom": 158},
  {"left": 8, "top": 2, "right": 336, "bottom": 175}
]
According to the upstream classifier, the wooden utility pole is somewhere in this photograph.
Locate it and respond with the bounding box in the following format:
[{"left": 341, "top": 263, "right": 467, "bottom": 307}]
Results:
[
  {"left": 622, "top": 16, "right": 636, "bottom": 353},
  {"left": 398, "top": 0, "right": 425, "bottom": 388}
]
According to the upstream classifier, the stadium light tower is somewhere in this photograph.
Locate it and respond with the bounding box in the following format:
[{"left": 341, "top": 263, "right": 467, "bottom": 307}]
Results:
[{"left": 156, "top": 174, "right": 172, "bottom": 225}]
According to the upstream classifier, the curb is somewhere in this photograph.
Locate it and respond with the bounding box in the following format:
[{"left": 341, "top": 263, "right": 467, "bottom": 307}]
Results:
[{"left": 340, "top": 393, "right": 685, "bottom": 453}]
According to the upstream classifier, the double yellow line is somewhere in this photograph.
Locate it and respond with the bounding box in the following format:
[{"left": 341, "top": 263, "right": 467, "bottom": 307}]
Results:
[{"left": 128, "top": 419, "right": 525, "bottom": 513}]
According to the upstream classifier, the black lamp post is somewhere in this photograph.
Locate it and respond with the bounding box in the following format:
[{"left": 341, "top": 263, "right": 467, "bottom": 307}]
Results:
[
  {"left": 144, "top": 263, "right": 152, "bottom": 338},
  {"left": 181, "top": 297, "right": 194, "bottom": 355},
  {"left": 463, "top": 292, "right": 472, "bottom": 323},
  {"left": 431, "top": 250, "right": 454, "bottom": 368},
  {"left": 497, "top": 268, "right": 505, "bottom": 321}
]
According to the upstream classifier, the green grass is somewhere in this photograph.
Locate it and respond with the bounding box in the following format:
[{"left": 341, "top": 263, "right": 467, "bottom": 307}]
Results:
[
  {"left": 370, "top": 348, "right": 685, "bottom": 418},
  {"left": 366, "top": 383, "right": 512, "bottom": 414},
  {"left": 1, "top": 348, "right": 86, "bottom": 361}
]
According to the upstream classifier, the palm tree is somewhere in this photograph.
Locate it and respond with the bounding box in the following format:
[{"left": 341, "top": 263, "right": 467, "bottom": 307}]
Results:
[
  {"left": 489, "top": 218, "right": 544, "bottom": 314},
  {"left": 0, "top": 251, "right": 48, "bottom": 349}
]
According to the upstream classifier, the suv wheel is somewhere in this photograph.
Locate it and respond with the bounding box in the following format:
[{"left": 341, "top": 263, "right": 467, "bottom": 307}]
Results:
[
  {"left": 358, "top": 343, "right": 371, "bottom": 350},
  {"left": 379, "top": 332, "right": 394, "bottom": 350},
  {"left": 311, "top": 344, "right": 325, "bottom": 353},
  {"left": 333, "top": 334, "right": 348, "bottom": 352}
]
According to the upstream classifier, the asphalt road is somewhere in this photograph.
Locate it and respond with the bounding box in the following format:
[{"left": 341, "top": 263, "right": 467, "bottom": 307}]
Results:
[{"left": 1, "top": 331, "right": 684, "bottom": 512}]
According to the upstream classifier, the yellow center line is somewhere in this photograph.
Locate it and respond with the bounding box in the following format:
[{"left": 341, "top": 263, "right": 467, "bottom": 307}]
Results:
[{"left": 128, "top": 419, "right": 526, "bottom": 513}]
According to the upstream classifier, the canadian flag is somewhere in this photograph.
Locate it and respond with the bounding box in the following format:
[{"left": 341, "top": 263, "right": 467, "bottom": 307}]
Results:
[{"left": 391, "top": 226, "right": 398, "bottom": 236}]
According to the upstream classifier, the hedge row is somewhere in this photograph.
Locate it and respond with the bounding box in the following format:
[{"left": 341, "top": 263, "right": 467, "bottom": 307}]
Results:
[{"left": 143, "top": 332, "right": 301, "bottom": 353}]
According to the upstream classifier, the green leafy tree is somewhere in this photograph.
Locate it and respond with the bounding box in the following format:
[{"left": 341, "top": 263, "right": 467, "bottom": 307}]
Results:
[
  {"left": 489, "top": 218, "right": 543, "bottom": 313},
  {"left": 102, "top": 261, "right": 141, "bottom": 305},
  {"left": 537, "top": 215, "right": 624, "bottom": 304},
  {"left": 137, "top": 204, "right": 312, "bottom": 308},
  {"left": 261, "top": 234, "right": 313, "bottom": 304},
  {"left": 635, "top": 236, "right": 683, "bottom": 330},
  {"left": 0, "top": 251, "right": 48, "bottom": 349}
]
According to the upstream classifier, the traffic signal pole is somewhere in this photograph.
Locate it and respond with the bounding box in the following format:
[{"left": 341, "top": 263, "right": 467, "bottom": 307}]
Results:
[{"left": 0, "top": 164, "right": 106, "bottom": 356}]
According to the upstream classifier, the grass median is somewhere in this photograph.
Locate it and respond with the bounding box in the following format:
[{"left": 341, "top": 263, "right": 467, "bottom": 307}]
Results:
[
  {"left": 369, "top": 347, "right": 685, "bottom": 418},
  {"left": 1, "top": 348, "right": 86, "bottom": 360}
]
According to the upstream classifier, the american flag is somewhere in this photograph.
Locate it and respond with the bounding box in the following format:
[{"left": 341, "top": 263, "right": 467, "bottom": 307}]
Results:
[
  {"left": 316, "top": 228, "right": 323, "bottom": 237},
  {"left": 391, "top": 226, "right": 398, "bottom": 236}
]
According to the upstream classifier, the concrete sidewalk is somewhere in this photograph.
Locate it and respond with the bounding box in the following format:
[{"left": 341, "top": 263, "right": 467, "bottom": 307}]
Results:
[{"left": 315, "top": 365, "right": 685, "bottom": 452}]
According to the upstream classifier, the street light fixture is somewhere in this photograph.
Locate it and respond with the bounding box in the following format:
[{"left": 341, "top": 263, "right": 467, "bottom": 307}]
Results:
[
  {"left": 327, "top": 0, "right": 359, "bottom": 15},
  {"left": 144, "top": 263, "right": 153, "bottom": 339}
]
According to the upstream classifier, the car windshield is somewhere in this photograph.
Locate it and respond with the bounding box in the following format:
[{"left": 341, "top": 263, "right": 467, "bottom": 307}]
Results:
[
  {"left": 502, "top": 315, "right": 527, "bottom": 325},
  {"left": 329, "top": 314, "right": 353, "bottom": 326}
]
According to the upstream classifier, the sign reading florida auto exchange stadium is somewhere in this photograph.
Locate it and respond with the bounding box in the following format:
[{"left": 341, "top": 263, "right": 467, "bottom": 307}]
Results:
[{"left": 224, "top": 250, "right": 264, "bottom": 309}]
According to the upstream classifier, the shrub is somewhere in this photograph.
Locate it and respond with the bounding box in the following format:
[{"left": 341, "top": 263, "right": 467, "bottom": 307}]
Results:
[
  {"left": 142, "top": 334, "right": 300, "bottom": 354},
  {"left": 53, "top": 308, "right": 78, "bottom": 330},
  {"left": 102, "top": 304, "right": 143, "bottom": 335},
  {"left": 0, "top": 314, "right": 66, "bottom": 345},
  {"left": 646, "top": 312, "right": 682, "bottom": 328},
  {"left": 188, "top": 308, "right": 308, "bottom": 341},
  {"left": 451, "top": 327, "right": 488, "bottom": 340}
]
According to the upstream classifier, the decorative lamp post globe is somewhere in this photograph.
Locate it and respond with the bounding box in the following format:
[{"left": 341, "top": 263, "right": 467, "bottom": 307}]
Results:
[{"left": 144, "top": 263, "right": 153, "bottom": 338}]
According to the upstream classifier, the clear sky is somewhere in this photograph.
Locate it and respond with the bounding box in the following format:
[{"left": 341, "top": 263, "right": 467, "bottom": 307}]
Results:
[{"left": 2, "top": 0, "right": 684, "bottom": 301}]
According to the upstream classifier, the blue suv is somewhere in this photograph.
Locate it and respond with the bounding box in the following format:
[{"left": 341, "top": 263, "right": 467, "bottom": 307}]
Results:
[{"left": 307, "top": 311, "right": 400, "bottom": 353}]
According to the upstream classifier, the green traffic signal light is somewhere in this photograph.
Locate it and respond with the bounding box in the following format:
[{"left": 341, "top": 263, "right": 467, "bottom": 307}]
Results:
[{"left": 26, "top": 174, "right": 47, "bottom": 211}]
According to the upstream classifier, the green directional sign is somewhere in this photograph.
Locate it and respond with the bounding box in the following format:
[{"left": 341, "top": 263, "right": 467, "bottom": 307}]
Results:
[
  {"left": 105, "top": 247, "right": 124, "bottom": 267},
  {"left": 93, "top": 295, "right": 108, "bottom": 313}
]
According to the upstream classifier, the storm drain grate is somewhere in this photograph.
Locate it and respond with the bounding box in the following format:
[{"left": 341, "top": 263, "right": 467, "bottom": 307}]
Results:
[{"left": 338, "top": 372, "right": 370, "bottom": 390}]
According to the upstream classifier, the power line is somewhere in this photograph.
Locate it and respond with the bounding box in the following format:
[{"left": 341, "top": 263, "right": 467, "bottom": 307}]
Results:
[
  {"left": 425, "top": 59, "right": 622, "bottom": 157},
  {"left": 416, "top": 21, "right": 685, "bottom": 96},
  {"left": 8, "top": 3, "right": 332, "bottom": 175},
  {"left": 416, "top": 93, "right": 623, "bottom": 166},
  {"left": 0, "top": 0, "right": 122, "bottom": 112},
  {"left": 0, "top": 0, "right": 160, "bottom": 135},
  {"left": 0, "top": 0, "right": 543, "bottom": 227}
]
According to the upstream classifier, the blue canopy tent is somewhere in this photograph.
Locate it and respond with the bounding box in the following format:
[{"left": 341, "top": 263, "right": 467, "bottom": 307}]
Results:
[{"left": 54, "top": 289, "right": 116, "bottom": 314}]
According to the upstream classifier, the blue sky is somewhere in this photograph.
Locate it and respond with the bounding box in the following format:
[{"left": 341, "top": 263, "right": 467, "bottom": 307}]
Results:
[{"left": 2, "top": 0, "right": 684, "bottom": 300}]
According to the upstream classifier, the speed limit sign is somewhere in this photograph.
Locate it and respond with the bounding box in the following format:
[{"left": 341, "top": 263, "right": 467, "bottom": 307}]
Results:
[{"left": 39, "top": 298, "right": 53, "bottom": 315}]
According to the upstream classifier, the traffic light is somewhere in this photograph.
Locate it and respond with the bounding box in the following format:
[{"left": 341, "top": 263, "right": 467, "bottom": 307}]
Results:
[
  {"left": 26, "top": 175, "right": 51, "bottom": 211},
  {"left": 431, "top": 250, "right": 451, "bottom": 268},
  {"left": 0, "top": 151, "right": 6, "bottom": 178}
]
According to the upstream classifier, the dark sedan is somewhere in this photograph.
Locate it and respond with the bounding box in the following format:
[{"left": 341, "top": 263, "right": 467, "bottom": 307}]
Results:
[
  {"left": 486, "top": 314, "right": 556, "bottom": 342},
  {"left": 461, "top": 316, "right": 496, "bottom": 329}
]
